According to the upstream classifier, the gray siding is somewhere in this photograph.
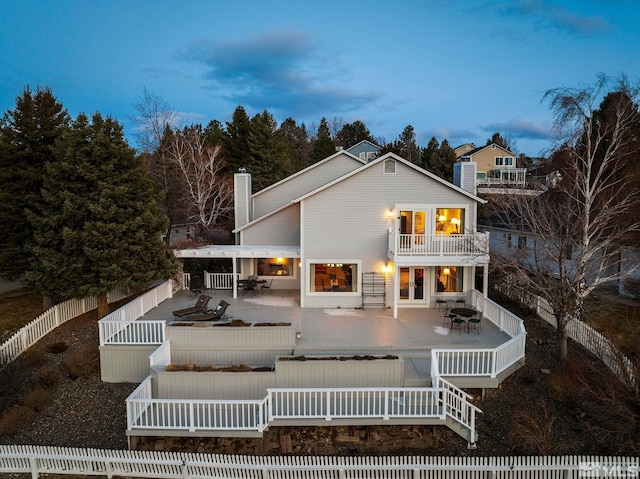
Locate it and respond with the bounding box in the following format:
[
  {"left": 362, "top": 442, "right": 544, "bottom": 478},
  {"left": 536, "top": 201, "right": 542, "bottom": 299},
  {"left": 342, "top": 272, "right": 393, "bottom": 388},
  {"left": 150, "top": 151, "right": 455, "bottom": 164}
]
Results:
[
  {"left": 252, "top": 153, "right": 362, "bottom": 219},
  {"left": 301, "top": 160, "right": 477, "bottom": 307},
  {"left": 242, "top": 204, "right": 300, "bottom": 246}
]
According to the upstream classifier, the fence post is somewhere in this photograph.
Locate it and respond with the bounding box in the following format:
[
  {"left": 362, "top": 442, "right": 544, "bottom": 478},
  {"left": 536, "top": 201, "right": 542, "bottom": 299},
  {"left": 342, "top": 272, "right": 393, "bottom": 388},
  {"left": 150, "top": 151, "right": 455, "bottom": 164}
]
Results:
[
  {"left": 383, "top": 390, "right": 390, "bottom": 420},
  {"left": 29, "top": 456, "right": 38, "bottom": 479},
  {"left": 189, "top": 403, "right": 196, "bottom": 432},
  {"left": 54, "top": 304, "right": 61, "bottom": 327}
]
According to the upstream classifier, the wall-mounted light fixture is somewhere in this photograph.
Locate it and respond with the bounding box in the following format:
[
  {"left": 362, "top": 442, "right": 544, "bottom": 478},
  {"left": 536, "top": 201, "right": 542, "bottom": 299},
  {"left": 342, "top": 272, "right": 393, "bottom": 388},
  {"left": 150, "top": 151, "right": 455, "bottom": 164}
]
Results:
[
  {"left": 381, "top": 262, "right": 393, "bottom": 274},
  {"left": 387, "top": 209, "right": 395, "bottom": 219}
]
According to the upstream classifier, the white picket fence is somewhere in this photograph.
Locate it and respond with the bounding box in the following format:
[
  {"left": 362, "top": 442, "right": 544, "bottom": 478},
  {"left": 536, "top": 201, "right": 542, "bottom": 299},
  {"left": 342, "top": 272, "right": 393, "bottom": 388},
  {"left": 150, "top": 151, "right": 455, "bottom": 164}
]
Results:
[
  {"left": 497, "top": 283, "right": 637, "bottom": 389},
  {"left": 0, "top": 445, "right": 637, "bottom": 479},
  {"left": 0, "top": 286, "right": 130, "bottom": 368}
]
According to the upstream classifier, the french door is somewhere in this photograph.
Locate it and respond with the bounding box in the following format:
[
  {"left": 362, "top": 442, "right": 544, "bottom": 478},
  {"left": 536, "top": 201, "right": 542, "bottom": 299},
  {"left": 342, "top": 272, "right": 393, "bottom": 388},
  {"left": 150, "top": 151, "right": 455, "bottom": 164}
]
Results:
[{"left": 399, "top": 267, "right": 425, "bottom": 304}]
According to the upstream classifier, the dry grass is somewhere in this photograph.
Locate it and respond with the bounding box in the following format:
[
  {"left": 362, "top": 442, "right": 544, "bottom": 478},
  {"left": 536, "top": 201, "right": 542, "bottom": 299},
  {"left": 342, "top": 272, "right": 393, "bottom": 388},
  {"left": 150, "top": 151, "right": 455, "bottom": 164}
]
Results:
[
  {"left": 0, "top": 292, "right": 45, "bottom": 339},
  {"left": 34, "top": 366, "right": 63, "bottom": 389},
  {"left": 509, "top": 400, "right": 558, "bottom": 455},
  {"left": 0, "top": 405, "right": 35, "bottom": 436},
  {"left": 64, "top": 345, "right": 100, "bottom": 378},
  {"left": 165, "top": 362, "right": 273, "bottom": 372}
]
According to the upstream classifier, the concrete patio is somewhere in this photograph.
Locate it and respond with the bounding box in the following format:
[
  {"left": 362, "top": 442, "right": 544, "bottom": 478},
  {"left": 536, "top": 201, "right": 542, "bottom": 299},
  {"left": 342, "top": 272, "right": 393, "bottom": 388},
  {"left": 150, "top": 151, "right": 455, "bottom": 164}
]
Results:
[{"left": 140, "top": 288, "right": 514, "bottom": 387}]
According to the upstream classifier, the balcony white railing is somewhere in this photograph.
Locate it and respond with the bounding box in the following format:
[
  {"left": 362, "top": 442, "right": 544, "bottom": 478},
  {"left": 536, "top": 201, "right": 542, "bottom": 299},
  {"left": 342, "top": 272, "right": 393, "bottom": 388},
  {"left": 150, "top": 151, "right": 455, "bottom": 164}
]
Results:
[
  {"left": 388, "top": 232, "right": 489, "bottom": 257},
  {"left": 205, "top": 272, "right": 240, "bottom": 290}
]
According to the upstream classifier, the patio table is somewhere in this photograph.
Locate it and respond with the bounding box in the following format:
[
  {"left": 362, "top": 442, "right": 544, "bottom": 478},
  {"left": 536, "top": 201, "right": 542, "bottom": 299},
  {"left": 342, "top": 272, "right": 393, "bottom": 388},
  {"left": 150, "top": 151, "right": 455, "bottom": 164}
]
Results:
[{"left": 451, "top": 307, "right": 478, "bottom": 333}]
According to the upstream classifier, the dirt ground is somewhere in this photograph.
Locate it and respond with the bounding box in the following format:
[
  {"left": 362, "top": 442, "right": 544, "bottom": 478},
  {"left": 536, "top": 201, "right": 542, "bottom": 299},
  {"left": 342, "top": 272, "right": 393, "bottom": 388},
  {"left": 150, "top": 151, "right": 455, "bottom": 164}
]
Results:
[{"left": 1, "top": 296, "right": 639, "bottom": 457}]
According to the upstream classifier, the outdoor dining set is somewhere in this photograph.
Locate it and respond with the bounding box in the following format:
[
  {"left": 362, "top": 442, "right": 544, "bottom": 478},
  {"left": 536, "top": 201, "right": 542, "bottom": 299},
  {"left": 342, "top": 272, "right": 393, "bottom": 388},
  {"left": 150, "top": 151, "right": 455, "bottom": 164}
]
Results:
[{"left": 436, "top": 298, "right": 482, "bottom": 334}]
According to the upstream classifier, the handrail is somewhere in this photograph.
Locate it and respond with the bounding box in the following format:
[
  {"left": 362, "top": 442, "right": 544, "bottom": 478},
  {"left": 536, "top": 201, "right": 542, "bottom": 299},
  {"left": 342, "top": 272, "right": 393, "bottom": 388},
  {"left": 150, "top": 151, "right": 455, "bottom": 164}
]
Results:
[{"left": 388, "top": 231, "right": 489, "bottom": 257}]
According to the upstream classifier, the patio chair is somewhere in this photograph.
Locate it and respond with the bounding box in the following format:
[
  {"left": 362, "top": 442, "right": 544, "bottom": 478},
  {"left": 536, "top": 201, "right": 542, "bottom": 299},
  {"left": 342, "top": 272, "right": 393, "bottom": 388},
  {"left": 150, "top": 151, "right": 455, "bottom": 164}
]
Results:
[
  {"left": 186, "top": 300, "right": 231, "bottom": 321},
  {"left": 435, "top": 295, "right": 448, "bottom": 310},
  {"left": 443, "top": 311, "right": 457, "bottom": 327},
  {"left": 172, "top": 294, "right": 211, "bottom": 318},
  {"left": 261, "top": 278, "right": 273, "bottom": 294},
  {"left": 450, "top": 316, "right": 466, "bottom": 334},
  {"left": 468, "top": 315, "right": 482, "bottom": 334}
]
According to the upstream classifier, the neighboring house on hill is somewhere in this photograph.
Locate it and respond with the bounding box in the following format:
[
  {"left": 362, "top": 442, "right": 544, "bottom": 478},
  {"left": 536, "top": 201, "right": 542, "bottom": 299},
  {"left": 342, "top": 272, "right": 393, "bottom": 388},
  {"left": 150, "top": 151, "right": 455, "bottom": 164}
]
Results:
[
  {"left": 346, "top": 140, "right": 381, "bottom": 162},
  {"left": 455, "top": 143, "right": 527, "bottom": 190},
  {"left": 177, "top": 151, "right": 490, "bottom": 318}
]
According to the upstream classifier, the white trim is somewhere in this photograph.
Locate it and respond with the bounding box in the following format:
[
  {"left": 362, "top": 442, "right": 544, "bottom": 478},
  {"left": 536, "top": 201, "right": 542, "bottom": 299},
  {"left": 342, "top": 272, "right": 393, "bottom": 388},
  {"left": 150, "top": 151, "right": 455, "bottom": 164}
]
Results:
[{"left": 306, "top": 259, "right": 362, "bottom": 295}]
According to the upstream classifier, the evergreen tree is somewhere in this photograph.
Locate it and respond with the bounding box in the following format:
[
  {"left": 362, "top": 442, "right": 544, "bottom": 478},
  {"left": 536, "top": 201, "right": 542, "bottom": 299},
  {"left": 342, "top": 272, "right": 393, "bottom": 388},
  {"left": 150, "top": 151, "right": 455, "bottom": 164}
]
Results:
[
  {"left": 247, "top": 110, "right": 283, "bottom": 191},
  {"left": 27, "top": 113, "right": 176, "bottom": 317},
  {"left": 0, "top": 86, "right": 70, "bottom": 283},
  {"left": 310, "top": 117, "right": 336, "bottom": 163},
  {"left": 419, "top": 136, "right": 439, "bottom": 171},
  {"left": 279, "top": 117, "right": 310, "bottom": 169},
  {"left": 224, "top": 105, "right": 252, "bottom": 173},
  {"left": 335, "top": 120, "right": 373, "bottom": 149},
  {"left": 396, "top": 125, "right": 421, "bottom": 163},
  {"left": 432, "top": 139, "right": 456, "bottom": 182}
]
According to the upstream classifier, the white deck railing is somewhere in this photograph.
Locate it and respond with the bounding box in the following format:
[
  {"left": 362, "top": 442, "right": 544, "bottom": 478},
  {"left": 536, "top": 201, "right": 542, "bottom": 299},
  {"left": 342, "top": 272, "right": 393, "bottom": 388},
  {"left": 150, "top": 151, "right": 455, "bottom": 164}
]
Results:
[
  {"left": 388, "top": 231, "right": 489, "bottom": 256},
  {"left": 127, "top": 378, "right": 480, "bottom": 443},
  {"left": 204, "top": 272, "right": 240, "bottom": 290},
  {"left": 98, "top": 282, "right": 172, "bottom": 346},
  {"left": 432, "top": 290, "right": 526, "bottom": 379}
]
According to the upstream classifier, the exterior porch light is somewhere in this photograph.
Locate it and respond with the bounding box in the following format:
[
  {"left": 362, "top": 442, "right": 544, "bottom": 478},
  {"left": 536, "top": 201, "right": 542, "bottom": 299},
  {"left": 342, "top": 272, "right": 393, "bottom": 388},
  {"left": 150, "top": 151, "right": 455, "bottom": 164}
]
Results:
[
  {"left": 381, "top": 263, "right": 392, "bottom": 274},
  {"left": 386, "top": 209, "right": 395, "bottom": 219}
]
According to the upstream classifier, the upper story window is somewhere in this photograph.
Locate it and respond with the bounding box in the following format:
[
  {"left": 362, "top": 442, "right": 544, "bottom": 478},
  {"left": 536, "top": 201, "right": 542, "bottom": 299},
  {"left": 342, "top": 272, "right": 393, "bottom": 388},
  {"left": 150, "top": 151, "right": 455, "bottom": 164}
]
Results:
[
  {"left": 436, "top": 208, "right": 464, "bottom": 235},
  {"left": 384, "top": 159, "right": 396, "bottom": 174},
  {"left": 495, "top": 156, "right": 514, "bottom": 166}
]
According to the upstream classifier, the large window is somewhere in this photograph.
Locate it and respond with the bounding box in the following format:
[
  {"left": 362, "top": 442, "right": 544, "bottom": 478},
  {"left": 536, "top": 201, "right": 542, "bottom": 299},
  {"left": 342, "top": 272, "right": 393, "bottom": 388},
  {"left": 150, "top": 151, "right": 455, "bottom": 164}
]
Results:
[
  {"left": 310, "top": 263, "right": 357, "bottom": 292},
  {"left": 256, "top": 257, "right": 293, "bottom": 276},
  {"left": 435, "top": 266, "right": 463, "bottom": 293},
  {"left": 435, "top": 208, "right": 464, "bottom": 235}
]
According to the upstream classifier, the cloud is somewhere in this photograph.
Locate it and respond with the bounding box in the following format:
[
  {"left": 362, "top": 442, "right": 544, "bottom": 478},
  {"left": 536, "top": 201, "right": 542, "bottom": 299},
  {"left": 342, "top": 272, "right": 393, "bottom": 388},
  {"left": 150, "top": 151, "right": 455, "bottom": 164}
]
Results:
[
  {"left": 178, "top": 30, "right": 384, "bottom": 118},
  {"left": 492, "top": 0, "right": 611, "bottom": 35},
  {"left": 481, "top": 118, "right": 553, "bottom": 141}
]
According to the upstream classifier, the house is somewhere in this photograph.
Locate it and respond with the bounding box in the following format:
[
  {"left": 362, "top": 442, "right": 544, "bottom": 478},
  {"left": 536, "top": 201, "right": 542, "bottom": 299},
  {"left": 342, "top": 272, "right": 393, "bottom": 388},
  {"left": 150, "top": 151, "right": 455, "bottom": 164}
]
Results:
[
  {"left": 454, "top": 143, "right": 527, "bottom": 191},
  {"left": 345, "top": 140, "right": 381, "bottom": 162},
  {"left": 176, "top": 151, "right": 490, "bottom": 318},
  {"left": 98, "top": 150, "right": 527, "bottom": 449}
]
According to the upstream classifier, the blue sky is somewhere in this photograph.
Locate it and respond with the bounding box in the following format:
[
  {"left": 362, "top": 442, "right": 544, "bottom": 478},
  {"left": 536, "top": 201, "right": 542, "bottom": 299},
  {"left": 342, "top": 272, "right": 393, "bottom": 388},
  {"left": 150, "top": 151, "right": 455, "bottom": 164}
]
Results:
[{"left": 1, "top": 0, "right": 638, "bottom": 157}]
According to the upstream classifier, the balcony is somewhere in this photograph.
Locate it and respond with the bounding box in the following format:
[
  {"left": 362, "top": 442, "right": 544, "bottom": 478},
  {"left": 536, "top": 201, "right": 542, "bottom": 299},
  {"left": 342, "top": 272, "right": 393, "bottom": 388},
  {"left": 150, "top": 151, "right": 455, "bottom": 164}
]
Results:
[{"left": 388, "top": 231, "right": 489, "bottom": 265}]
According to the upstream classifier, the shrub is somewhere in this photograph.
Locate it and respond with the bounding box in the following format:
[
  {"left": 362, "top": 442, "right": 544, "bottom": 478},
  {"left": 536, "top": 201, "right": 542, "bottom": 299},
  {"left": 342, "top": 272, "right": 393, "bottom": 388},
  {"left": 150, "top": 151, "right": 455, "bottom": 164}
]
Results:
[
  {"left": 34, "top": 366, "right": 63, "bottom": 389},
  {"left": 64, "top": 345, "right": 99, "bottom": 378},
  {"left": 21, "top": 348, "right": 46, "bottom": 367},
  {"left": 23, "top": 387, "right": 51, "bottom": 412},
  {"left": 0, "top": 405, "right": 35, "bottom": 436},
  {"left": 509, "top": 400, "right": 557, "bottom": 454}
]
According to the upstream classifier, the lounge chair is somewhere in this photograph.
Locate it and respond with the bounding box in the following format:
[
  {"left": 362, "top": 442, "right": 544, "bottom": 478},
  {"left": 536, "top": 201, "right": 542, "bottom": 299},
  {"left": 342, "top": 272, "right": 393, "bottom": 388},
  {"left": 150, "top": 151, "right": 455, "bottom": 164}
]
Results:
[
  {"left": 172, "top": 294, "right": 211, "bottom": 318},
  {"left": 186, "top": 300, "right": 230, "bottom": 321}
]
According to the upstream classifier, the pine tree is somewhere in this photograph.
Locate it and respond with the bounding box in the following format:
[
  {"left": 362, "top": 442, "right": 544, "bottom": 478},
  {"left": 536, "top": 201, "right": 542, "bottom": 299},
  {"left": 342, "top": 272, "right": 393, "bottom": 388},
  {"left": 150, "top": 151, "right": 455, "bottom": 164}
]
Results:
[
  {"left": 224, "top": 105, "right": 252, "bottom": 174},
  {"left": 310, "top": 118, "right": 336, "bottom": 163},
  {"left": 0, "top": 86, "right": 70, "bottom": 282},
  {"left": 27, "top": 113, "right": 176, "bottom": 317}
]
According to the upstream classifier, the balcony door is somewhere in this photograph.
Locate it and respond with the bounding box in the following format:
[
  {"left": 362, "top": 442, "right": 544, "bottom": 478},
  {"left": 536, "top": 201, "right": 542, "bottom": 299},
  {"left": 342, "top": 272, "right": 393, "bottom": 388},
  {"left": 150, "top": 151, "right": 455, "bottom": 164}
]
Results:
[
  {"left": 399, "top": 210, "right": 426, "bottom": 253},
  {"left": 399, "top": 267, "right": 425, "bottom": 305}
]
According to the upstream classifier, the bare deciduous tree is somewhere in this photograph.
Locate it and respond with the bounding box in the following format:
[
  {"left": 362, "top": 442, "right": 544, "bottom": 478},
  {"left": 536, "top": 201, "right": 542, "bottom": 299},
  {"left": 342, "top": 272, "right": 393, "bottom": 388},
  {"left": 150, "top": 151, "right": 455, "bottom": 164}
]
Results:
[
  {"left": 489, "top": 74, "right": 640, "bottom": 362},
  {"left": 167, "top": 126, "right": 234, "bottom": 232}
]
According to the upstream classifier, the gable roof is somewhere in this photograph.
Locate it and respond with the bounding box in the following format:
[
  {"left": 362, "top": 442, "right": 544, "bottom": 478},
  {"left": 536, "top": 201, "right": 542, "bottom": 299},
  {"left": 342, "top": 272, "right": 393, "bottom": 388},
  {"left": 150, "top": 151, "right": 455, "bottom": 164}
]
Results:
[
  {"left": 456, "top": 142, "right": 515, "bottom": 160},
  {"left": 234, "top": 152, "right": 486, "bottom": 233},
  {"left": 295, "top": 153, "right": 487, "bottom": 204},
  {"left": 252, "top": 149, "right": 364, "bottom": 200},
  {"left": 346, "top": 140, "right": 381, "bottom": 152}
]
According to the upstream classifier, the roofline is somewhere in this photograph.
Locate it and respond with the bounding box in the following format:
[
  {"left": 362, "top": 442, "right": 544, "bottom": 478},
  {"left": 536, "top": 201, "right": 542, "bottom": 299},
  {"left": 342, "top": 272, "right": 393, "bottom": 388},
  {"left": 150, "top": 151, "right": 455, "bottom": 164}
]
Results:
[
  {"left": 456, "top": 142, "right": 515, "bottom": 159},
  {"left": 346, "top": 139, "right": 382, "bottom": 151},
  {"left": 294, "top": 152, "right": 487, "bottom": 204},
  {"left": 252, "top": 150, "right": 365, "bottom": 199}
]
